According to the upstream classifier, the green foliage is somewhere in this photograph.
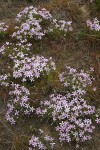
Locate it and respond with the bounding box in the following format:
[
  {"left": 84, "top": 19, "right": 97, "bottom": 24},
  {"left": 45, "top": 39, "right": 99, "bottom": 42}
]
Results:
[
  {"left": 96, "top": 0, "right": 100, "bottom": 6},
  {"left": 47, "top": 27, "right": 69, "bottom": 40},
  {"left": 76, "top": 31, "right": 87, "bottom": 40},
  {"left": 94, "top": 0, "right": 100, "bottom": 11},
  {"left": 0, "top": 32, "right": 6, "bottom": 39}
]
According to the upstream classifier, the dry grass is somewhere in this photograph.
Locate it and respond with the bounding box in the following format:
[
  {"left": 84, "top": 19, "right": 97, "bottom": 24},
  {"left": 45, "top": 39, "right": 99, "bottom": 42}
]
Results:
[
  {"left": 40, "top": 0, "right": 82, "bottom": 27},
  {"left": 0, "top": 0, "right": 100, "bottom": 150}
]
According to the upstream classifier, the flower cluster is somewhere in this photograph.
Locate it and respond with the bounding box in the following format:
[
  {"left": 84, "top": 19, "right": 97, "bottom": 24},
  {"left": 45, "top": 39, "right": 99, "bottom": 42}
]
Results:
[
  {"left": 36, "top": 66, "right": 99, "bottom": 147},
  {"left": 0, "top": 74, "right": 10, "bottom": 87},
  {"left": 0, "top": 7, "right": 56, "bottom": 128},
  {"left": 0, "top": 41, "right": 31, "bottom": 56},
  {"left": 0, "top": 41, "right": 56, "bottom": 83},
  {"left": 52, "top": 19, "right": 73, "bottom": 32},
  {"left": 29, "top": 130, "right": 55, "bottom": 150},
  {"left": 29, "top": 134, "right": 46, "bottom": 150},
  {"left": 0, "top": 22, "right": 8, "bottom": 33},
  {"left": 0, "top": 5, "right": 99, "bottom": 149},
  {"left": 5, "top": 53, "right": 56, "bottom": 124},
  {"left": 86, "top": 18, "right": 100, "bottom": 31},
  {"left": 59, "top": 66, "right": 95, "bottom": 92},
  {"left": 13, "top": 56, "right": 56, "bottom": 82},
  {"left": 12, "top": 6, "right": 73, "bottom": 41},
  {"left": 5, "top": 83, "right": 35, "bottom": 125}
]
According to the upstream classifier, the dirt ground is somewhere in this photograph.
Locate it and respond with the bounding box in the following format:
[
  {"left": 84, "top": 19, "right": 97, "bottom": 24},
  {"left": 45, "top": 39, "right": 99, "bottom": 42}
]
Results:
[{"left": 0, "top": 0, "right": 100, "bottom": 150}]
